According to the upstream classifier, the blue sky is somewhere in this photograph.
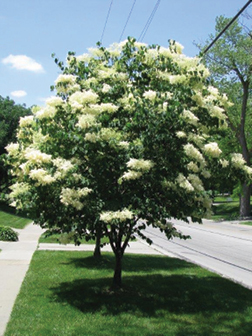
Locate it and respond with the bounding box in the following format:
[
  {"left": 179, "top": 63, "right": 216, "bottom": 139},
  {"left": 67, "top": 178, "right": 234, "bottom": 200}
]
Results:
[{"left": 0, "top": 0, "right": 250, "bottom": 108}]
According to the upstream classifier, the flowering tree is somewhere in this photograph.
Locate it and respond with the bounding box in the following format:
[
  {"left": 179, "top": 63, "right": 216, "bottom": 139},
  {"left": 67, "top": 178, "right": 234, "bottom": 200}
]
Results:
[{"left": 6, "top": 38, "right": 251, "bottom": 287}]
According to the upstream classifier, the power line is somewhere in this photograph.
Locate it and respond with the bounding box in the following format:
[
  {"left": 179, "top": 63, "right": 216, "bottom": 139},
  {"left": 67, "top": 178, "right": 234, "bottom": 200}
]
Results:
[
  {"left": 204, "top": 0, "right": 252, "bottom": 54},
  {"left": 138, "top": 0, "right": 161, "bottom": 42},
  {"left": 100, "top": 0, "right": 114, "bottom": 44},
  {"left": 119, "top": 0, "right": 137, "bottom": 42}
]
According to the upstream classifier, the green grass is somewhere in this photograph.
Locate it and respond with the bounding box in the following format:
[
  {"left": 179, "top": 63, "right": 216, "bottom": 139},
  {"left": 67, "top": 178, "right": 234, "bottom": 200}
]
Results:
[
  {"left": 5, "top": 251, "right": 252, "bottom": 336},
  {"left": 39, "top": 231, "right": 135, "bottom": 244},
  {"left": 239, "top": 221, "right": 252, "bottom": 226},
  {"left": 211, "top": 202, "right": 240, "bottom": 221},
  {"left": 39, "top": 231, "right": 110, "bottom": 244},
  {"left": 0, "top": 203, "right": 31, "bottom": 229}
]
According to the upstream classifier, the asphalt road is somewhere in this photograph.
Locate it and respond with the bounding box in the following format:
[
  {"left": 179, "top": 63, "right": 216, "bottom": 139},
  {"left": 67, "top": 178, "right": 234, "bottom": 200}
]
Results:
[{"left": 143, "top": 219, "right": 252, "bottom": 290}]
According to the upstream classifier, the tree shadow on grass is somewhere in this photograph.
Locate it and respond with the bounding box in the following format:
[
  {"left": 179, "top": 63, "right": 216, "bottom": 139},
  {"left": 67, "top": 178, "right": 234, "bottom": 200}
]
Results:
[
  {"left": 0, "top": 201, "right": 30, "bottom": 219},
  {"left": 52, "top": 254, "right": 252, "bottom": 318},
  {"left": 63, "top": 253, "right": 195, "bottom": 273}
]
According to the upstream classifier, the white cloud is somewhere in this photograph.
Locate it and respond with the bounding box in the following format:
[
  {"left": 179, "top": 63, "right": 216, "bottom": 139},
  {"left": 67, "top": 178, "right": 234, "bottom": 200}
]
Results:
[
  {"left": 2, "top": 55, "right": 44, "bottom": 73},
  {"left": 11, "top": 90, "right": 27, "bottom": 98}
]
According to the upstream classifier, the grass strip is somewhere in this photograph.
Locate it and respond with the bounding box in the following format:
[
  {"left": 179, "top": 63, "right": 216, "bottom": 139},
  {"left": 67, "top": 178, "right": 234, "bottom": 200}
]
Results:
[
  {"left": 0, "top": 204, "right": 31, "bottom": 229},
  {"left": 5, "top": 251, "right": 252, "bottom": 336}
]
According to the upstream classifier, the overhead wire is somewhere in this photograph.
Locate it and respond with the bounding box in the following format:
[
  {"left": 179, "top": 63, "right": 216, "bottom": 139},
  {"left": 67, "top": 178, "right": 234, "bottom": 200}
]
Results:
[
  {"left": 203, "top": 0, "right": 252, "bottom": 54},
  {"left": 138, "top": 0, "right": 161, "bottom": 42},
  {"left": 119, "top": 0, "right": 137, "bottom": 42},
  {"left": 100, "top": 0, "right": 114, "bottom": 44}
]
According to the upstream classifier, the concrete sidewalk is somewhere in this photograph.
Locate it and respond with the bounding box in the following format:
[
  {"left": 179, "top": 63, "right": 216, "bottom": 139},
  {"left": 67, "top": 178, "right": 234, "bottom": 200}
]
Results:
[
  {"left": 0, "top": 225, "right": 166, "bottom": 336},
  {"left": 0, "top": 223, "right": 44, "bottom": 336},
  {"left": 38, "top": 240, "right": 170, "bottom": 255}
]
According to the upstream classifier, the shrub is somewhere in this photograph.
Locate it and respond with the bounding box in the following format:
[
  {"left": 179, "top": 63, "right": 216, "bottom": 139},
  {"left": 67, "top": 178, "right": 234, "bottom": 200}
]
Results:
[{"left": 0, "top": 225, "right": 19, "bottom": 241}]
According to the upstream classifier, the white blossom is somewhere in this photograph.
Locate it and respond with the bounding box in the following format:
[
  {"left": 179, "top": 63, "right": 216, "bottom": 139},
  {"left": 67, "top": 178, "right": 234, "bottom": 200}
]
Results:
[
  {"left": 119, "top": 170, "right": 143, "bottom": 183},
  {"left": 35, "top": 106, "right": 57, "bottom": 119},
  {"left": 100, "top": 208, "right": 133, "bottom": 223},
  {"left": 181, "top": 109, "right": 199, "bottom": 125},
  {"left": 9, "top": 182, "right": 30, "bottom": 198},
  {"left": 19, "top": 115, "right": 34, "bottom": 127},
  {"left": 24, "top": 148, "right": 52, "bottom": 164},
  {"left": 176, "top": 173, "right": 194, "bottom": 192},
  {"left": 102, "top": 84, "right": 112, "bottom": 93},
  {"left": 29, "top": 169, "right": 56, "bottom": 185},
  {"left": 46, "top": 96, "right": 64, "bottom": 107},
  {"left": 220, "top": 159, "right": 229, "bottom": 168},
  {"left": 60, "top": 187, "right": 92, "bottom": 210},
  {"left": 203, "top": 142, "right": 222, "bottom": 158},
  {"left": 143, "top": 90, "right": 156, "bottom": 101},
  {"left": 184, "top": 144, "right": 205, "bottom": 166},
  {"left": 76, "top": 114, "right": 97, "bottom": 129},
  {"left": 5, "top": 143, "right": 19, "bottom": 156},
  {"left": 76, "top": 53, "right": 91, "bottom": 63},
  {"left": 231, "top": 153, "right": 246, "bottom": 168},
  {"left": 127, "top": 158, "right": 154, "bottom": 171},
  {"left": 69, "top": 90, "right": 99, "bottom": 109}
]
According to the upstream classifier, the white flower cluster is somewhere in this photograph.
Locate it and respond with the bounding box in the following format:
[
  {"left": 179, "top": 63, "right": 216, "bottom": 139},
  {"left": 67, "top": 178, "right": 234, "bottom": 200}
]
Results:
[
  {"left": 183, "top": 144, "right": 205, "bottom": 166},
  {"left": 143, "top": 90, "right": 156, "bottom": 101},
  {"left": 97, "top": 68, "right": 116, "bottom": 79},
  {"left": 88, "top": 103, "right": 119, "bottom": 114},
  {"left": 181, "top": 109, "right": 199, "bottom": 126},
  {"left": 52, "top": 158, "right": 74, "bottom": 177},
  {"left": 46, "top": 96, "right": 64, "bottom": 107},
  {"left": 119, "top": 170, "right": 143, "bottom": 182},
  {"left": 5, "top": 143, "right": 19, "bottom": 156},
  {"left": 76, "top": 53, "right": 91, "bottom": 63},
  {"left": 19, "top": 116, "right": 34, "bottom": 127},
  {"left": 29, "top": 169, "right": 56, "bottom": 185},
  {"left": 69, "top": 90, "right": 99, "bottom": 111},
  {"left": 187, "top": 161, "right": 199, "bottom": 172},
  {"left": 176, "top": 173, "right": 194, "bottom": 192},
  {"left": 55, "top": 74, "right": 76, "bottom": 85},
  {"left": 100, "top": 208, "right": 133, "bottom": 223},
  {"left": 35, "top": 106, "right": 57, "bottom": 119},
  {"left": 102, "top": 84, "right": 112, "bottom": 93},
  {"left": 24, "top": 148, "right": 52, "bottom": 164},
  {"left": 119, "top": 158, "right": 154, "bottom": 183},
  {"left": 176, "top": 131, "right": 187, "bottom": 138},
  {"left": 220, "top": 159, "right": 229, "bottom": 168},
  {"left": 9, "top": 182, "right": 30, "bottom": 198},
  {"left": 76, "top": 114, "right": 97, "bottom": 129},
  {"left": 127, "top": 158, "right": 154, "bottom": 171},
  {"left": 203, "top": 142, "right": 222, "bottom": 158},
  {"left": 188, "top": 174, "right": 204, "bottom": 192},
  {"left": 169, "top": 40, "right": 184, "bottom": 54},
  {"left": 60, "top": 187, "right": 92, "bottom": 210},
  {"left": 230, "top": 153, "right": 246, "bottom": 168},
  {"left": 118, "top": 141, "right": 129, "bottom": 149}
]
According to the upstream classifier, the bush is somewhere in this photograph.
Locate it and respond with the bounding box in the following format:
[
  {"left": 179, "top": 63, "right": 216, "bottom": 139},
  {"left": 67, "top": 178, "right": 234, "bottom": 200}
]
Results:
[{"left": 0, "top": 225, "right": 19, "bottom": 241}]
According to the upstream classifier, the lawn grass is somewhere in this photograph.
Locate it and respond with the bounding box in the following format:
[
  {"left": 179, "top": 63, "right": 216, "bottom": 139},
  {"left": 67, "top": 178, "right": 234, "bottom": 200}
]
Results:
[
  {"left": 0, "top": 203, "right": 31, "bottom": 229},
  {"left": 39, "top": 231, "right": 135, "bottom": 244},
  {"left": 211, "top": 202, "right": 240, "bottom": 221},
  {"left": 240, "top": 221, "right": 252, "bottom": 226},
  {"left": 39, "top": 231, "right": 110, "bottom": 244},
  {"left": 5, "top": 250, "right": 252, "bottom": 336}
]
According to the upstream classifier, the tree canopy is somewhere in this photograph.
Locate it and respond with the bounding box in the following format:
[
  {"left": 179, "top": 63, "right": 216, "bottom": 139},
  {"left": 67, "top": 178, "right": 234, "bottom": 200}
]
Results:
[
  {"left": 0, "top": 96, "right": 31, "bottom": 198},
  {"left": 199, "top": 16, "right": 252, "bottom": 217},
  {"left": 6, "top": 38, "right": 251, "bottom": 287}
]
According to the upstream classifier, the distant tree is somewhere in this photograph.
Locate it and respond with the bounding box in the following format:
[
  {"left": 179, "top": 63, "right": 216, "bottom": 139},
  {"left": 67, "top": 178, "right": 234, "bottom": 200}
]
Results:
[
  {"left": 198, "top": 16, "right": 252, "bottom": 217},
  {"left": 0, "top": 96, "right": 31, "bottom": 198},
  {"left": 6, "top": 38, "right": 251, "bottom": 287}
]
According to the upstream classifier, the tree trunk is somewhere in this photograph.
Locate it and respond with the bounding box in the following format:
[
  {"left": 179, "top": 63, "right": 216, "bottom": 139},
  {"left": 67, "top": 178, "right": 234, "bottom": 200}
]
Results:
[
  {"left": 239, "top": 183, "right": 252, "bottom": 218},
  {"left": 237, "top": 81, "right": 251, "bottom": 219},
  {"left": 112, "top": 251, "right": 122, "bottom": 288},
  {"left": 93, "top": 224, "right": 101, "bottom": 258}
]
